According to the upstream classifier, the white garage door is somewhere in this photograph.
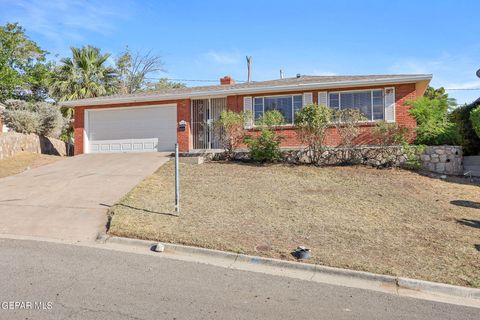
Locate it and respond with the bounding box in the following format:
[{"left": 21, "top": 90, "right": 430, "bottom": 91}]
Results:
[{"left": 85, "top": 105, "right": 177, "bottom": 153}]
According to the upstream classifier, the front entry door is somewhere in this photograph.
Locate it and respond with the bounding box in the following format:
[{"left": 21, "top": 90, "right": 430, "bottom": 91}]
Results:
[{"left": 192, "top": 98, "right": 227, "bottom": 149}]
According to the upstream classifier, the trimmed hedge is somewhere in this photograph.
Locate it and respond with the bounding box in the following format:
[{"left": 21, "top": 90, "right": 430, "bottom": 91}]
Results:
[{"left": 450, "top": 99, "right": 480, "bottom": 155}]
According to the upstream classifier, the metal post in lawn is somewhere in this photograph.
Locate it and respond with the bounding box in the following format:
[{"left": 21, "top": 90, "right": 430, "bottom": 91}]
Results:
[{"left": 174, "top": 143, "right": 180, "bottom": 212}]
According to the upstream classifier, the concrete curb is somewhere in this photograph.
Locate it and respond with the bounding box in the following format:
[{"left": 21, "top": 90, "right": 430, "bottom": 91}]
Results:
[{"left": 104, "top": 236, "right": 480, "bottom": 302}]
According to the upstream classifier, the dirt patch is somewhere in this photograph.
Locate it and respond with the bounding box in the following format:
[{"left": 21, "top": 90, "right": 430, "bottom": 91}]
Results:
[
  {"left": 0, "top": 152, "right": 63, "bottom": 178},
  {"left": 108, "top": 160, "right": 480, "bottom": 287}
]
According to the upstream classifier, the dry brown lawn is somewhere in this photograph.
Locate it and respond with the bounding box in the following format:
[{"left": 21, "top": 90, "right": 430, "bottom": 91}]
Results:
[
  {"left": 0, "top": 152, "right": 62, "bottom": 178},
  {"left": 108, "top": 160, "right": 480, "bottom": 287}
]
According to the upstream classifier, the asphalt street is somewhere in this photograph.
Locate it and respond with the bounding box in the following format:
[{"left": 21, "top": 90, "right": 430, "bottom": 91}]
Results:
[{"left": 0, "top": 238, "right": 477, "bottom": 320}]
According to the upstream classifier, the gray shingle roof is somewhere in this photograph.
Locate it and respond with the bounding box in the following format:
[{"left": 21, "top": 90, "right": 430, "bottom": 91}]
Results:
[{"left": 61, "top": 74, "right": 432, "bottom": 106}]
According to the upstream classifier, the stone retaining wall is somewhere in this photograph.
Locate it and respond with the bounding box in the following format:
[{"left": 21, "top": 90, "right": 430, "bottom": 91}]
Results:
[
  {"left": 0, "top": 132, "right": 67, "bottom": 160},
  {"left": 211, "top": 145, "right": 411, "bottom": 168},
  {"left": 420, "top": 145, "right": 463, "bottom": 175}
]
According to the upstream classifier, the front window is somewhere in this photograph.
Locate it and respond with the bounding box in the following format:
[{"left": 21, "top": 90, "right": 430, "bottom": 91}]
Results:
[
  {"left": 253, "top": 95, "right": 303, "bottom": 124},
  {"left": 328, "top": 90, "right": 384, "bottom": 121}
]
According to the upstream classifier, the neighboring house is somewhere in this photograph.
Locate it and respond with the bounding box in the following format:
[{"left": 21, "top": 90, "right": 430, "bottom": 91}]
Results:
[{"left": 62, "top": 74, "right": 432, "bottom": 155}]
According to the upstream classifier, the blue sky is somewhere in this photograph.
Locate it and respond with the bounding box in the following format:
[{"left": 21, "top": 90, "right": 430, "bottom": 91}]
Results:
[{"left": 1, "top": 0, "right": 479, "bottom": 104}]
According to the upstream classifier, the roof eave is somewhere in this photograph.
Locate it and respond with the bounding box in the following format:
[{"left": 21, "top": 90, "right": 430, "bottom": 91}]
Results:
[{"left": 61, "top": 75, "right": 432, "bottom": 107}]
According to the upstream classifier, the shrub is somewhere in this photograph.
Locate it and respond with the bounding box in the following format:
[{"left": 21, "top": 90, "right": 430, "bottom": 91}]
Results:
[
  {"left": 2, "top": 99, "right": 66, "bottom": 138},
  {"left": 401, "top": 143, "right": 426, "bottom": 170},
  {"left": 35, "top": 102, "right": 66, "bottom": 137},
  {"left": 2, "top": 108, "right": 40, "bottom": 134},
  {"left": 294, "top": 103, "right": 332, "bottom": 164},
  {"left": 214, "top": 110, "right": 250, "bottom": 159},
  {"left": 450, "top": 102, "right": 480, "bottom": 155},
  {"left": 256, "top": 109, "right": 284, "bottom": 127},
  {"left": 243, "top": 110, "right": 284, "bottom": 162},
  {"left": 406, "top": 96, "right": 460, "bottom": 145},
  {"left": 470, "top": 106, "right": 480, "bottom": 139},
  {"left": 243, "top": 129, "right": 283, "bottom": 162},
  {"left": 332, "top": 109, "right": 366, "bottom": 145},
  {"left": 372, "top": 121, "right": 411, "bottom": 145}
]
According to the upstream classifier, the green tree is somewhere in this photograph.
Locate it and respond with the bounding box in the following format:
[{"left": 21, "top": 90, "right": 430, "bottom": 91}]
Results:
[
  {"left": 450, "top": 101, "right": 480, "bottom": 155},
  {"left": 0, "top": 22, "right": 51, "bottom": 102},
  {"left": 49, "top": 45, "right": 118, "bottom": 101},
  {"left": 294, "top": 103, "right": 332, "bottom": 164},
  {"left": 424, "top": 86, "right": 456, "bottom": 106},
  {"left": 470, "top": 106, "right": 480, "bottom": 139},
  {"left": 406, "top": 96, "right": 459, "bottom": 145}
]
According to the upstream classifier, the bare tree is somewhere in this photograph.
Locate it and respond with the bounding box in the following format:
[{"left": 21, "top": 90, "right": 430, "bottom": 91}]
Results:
[{"left": 116, "top": 48, "right": 166, "bottom": 94}]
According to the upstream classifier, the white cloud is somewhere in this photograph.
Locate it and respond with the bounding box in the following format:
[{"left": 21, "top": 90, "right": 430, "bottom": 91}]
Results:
[
  {"left": 0, "top": 0, "right": 133, "bottom": 51},
  {"left": 205, "top": 50, "right": 242, "bottom": 65}
]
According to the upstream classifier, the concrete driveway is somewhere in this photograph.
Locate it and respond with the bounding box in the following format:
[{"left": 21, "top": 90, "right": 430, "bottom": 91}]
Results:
[{"left": 0, "top": 153, "right": 170, "bottom": 242}]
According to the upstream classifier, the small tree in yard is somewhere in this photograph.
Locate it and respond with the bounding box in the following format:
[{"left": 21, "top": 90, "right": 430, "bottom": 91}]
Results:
[
  {"left": 332, "top": 109, "right": 366, "bottom": 163},
  {"left": 372, "top": 121, "right": 411, "bottom": 146},
  {"left": 294, "top": 103, "right": 332, "bottom": 165},
  {"left": 406, "top": 96, "right": 459, "bottom": 145},
  {"left": 243, "top": 110, "right": 284, "bottom": 162},
  {"left": 214, "top": 110, "right": 251, "bottom": 159},
  {"left": 470, "top": 106, "right": 480, "bottom": 139}
]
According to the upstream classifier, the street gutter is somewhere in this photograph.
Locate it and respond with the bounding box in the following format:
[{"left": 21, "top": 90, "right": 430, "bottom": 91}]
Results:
[{"left": 100, "top": 235, "right": 480, "bottom": 309}]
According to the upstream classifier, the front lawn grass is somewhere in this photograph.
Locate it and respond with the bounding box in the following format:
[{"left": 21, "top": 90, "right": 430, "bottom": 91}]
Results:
[
  {"left": 0, "top": 152, "right": 62, "bottom": 178},
  {"left": 108, "top": 161, "right": 480, "bottom": 287}
]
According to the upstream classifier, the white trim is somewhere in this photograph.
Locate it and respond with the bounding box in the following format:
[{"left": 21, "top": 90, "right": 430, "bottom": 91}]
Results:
[
  {"left": 384, "top": 87, "right": 396, "bottom": 123},
  {"left": 62, "top": 75, "right": 432, "bottom": 107},
  {"left": 83, "top": 103, "right": 177, "bottom": 154},
  {"left": 318, "top": 91, "right": 328, "bottom": 107},
  {"left": 328, "top": 88, "right": 385, "bottom": 94}
]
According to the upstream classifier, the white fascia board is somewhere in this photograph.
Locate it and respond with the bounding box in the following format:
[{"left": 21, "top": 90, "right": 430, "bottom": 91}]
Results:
[{"left": 61, "top": 75, "right": 432, "bottom": 107}]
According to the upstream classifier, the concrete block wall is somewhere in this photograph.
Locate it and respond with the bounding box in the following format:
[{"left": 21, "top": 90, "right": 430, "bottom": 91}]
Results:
[{"left": 421, "top": 146, "right": 463, "bottom": 175}]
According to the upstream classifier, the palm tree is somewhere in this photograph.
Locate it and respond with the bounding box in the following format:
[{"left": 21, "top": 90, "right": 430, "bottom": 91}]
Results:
[{"left": 49, "top": 45, "right": 118, "bottom": 101}]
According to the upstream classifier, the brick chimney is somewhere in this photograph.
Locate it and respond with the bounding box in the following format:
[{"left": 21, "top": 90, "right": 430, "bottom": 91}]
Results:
[{"left": 220, "top": 76, "right": 235, "bottom": 85}]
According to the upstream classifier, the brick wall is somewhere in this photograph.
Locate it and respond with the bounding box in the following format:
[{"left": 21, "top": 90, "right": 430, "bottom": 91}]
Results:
[{"left": 230, "top": 83, "right": 417, "bottom": 148}]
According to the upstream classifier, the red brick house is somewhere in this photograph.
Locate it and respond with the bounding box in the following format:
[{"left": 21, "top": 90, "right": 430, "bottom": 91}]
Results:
[{"left": 62, "top": 74, "right": 431, "bottom": 155}]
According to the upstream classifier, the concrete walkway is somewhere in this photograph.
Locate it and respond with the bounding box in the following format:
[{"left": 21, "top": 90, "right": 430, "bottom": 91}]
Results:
[{"left": 0, "top": 153, "right": 169, "bottom": 242}]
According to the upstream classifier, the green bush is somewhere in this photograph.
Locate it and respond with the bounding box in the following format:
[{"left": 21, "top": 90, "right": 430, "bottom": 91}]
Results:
[
  {"left": 450, "top": 101, "right": 480, "bottom": 155},
  {"left": 255, "top": 109, "right": 285, "bottom": 126},
  {"left": 214, "top": 110, "right": 251, "bottom": 159},
  {"left": 372, "top": 121, "right": 411, "bottom": 145},
  {"left": 243, "top": 129, "right": 283, "bottom": 162},
  {"left": 401, "top": 143, "right": 426, "bottom": 170},
  {"left": 294, "top": 103, "right": 332, "bottom": 164},
  {"left": 244, "top": 110, "right": 284, "bottom": 162},
  {"left": 406, "top": 96, "right": 459, "bottom": 145},
  {"left": 470, "top": 106, "right": 480, "bottom": 139}
]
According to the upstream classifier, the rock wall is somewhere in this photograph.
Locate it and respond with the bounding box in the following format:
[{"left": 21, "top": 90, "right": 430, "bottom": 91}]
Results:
[
  {"left": 0, "top": 132, "right": 68, "bottom": 160},
  {"left": 420, "top": 145, "right": 463, "bottom": 175},
  {"left": 212, "top": 145, "right": 411, "bottom": 168}
]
